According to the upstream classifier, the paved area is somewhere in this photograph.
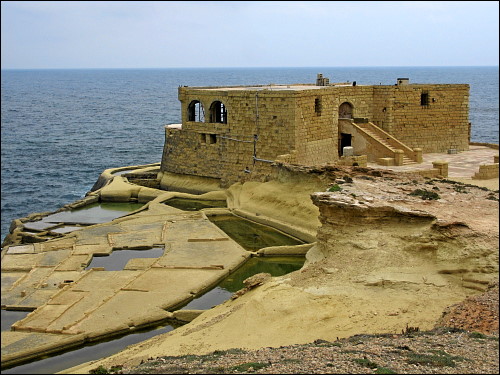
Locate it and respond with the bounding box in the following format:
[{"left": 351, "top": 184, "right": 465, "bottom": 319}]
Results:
[{"left": 368, "top": 145, "right": 499, "bottom": 178}]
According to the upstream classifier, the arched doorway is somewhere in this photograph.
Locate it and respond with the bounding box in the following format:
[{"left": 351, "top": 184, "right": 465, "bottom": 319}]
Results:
[
  {"left": 338, "top": 102, "right": 353, "bottom": 119},
  {"left": 338, "top": 102, "right": 354, "bottom": 156}
]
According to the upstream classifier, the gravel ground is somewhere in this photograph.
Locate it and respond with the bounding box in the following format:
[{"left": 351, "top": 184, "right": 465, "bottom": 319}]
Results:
[
  {"left": 90, "top": 329, "right": 498, "bottom": 374},
  {"left": 89, "top": 283, "right": 499, "bottom": 374}
]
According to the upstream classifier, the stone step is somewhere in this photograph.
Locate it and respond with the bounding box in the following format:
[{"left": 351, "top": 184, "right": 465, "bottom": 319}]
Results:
[
  {"left": 358, "top": 121, "right": 416, "bottom": 163},
  {"left": 403, "top": 157, "right": 416, "bottom": 165},
  {"left": 362, "top": 131, "right": 396, "bottom": 150}
]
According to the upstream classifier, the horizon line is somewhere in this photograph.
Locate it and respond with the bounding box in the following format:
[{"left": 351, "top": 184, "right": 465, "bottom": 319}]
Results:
[{"left": 2, "top": 65, "right": 499, "bottom": 71}]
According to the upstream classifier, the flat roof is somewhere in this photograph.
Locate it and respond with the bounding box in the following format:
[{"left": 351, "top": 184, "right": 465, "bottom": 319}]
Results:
[
  {"left": 182, "top": 82, "right": 467, "bottom": 92},
  {"left": 193, "top": 83, "right": 355, "bottom": 92}
]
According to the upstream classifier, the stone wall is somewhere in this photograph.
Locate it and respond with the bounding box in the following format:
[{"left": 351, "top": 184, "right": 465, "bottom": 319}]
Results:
[
  {"left": 372, "top": 84, "right": 470, "bottom": 153},
  {"left": 473, "top": 164, "right": 499, "bottom": 180},
  {"left": 294, "top": 89, "right": 338, "bottom": 165},
  {"left": 163, "top": 88, "right": 298, "bottom": 187}
]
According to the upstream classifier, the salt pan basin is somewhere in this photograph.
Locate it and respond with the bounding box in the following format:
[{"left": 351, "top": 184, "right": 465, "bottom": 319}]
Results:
[{"left": 1, "top": 203, "right": 250, "bottom": 368}]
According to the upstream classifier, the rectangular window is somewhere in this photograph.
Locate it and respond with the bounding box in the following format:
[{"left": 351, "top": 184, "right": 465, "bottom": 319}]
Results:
[
  {"left": 421, "top": 92, "right": 429, "bottom": 106},
  {"left": 209, "top": 134, "right": 217, "bottom": 144},
  {"left": 315, "top": 97, "right": 322, "bottom": 115},
  {"left": 200, "top": 133, "right": 206, "bottom": 143}
]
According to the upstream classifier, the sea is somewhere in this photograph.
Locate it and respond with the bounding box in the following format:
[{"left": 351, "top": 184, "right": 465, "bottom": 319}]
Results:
[{"left": 1, "top": 66, "right": 499, "bottom": 243}]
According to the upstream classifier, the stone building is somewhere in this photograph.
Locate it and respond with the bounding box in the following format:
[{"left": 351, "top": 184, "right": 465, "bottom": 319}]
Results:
[{"left": 161, "top": 75, "right": 469, "bottom": 188}]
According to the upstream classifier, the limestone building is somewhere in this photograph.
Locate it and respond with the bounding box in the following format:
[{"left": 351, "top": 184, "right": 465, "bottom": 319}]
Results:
[{"left": 161, "top": 75, "right": 469, "bottom": 188}]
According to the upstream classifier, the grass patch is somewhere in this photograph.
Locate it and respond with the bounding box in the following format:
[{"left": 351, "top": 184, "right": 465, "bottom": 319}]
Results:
[
  {"left": 409, "top": 188, "right": 440, "bottom": 200},
  {"left": 213, "top": 348, "right": 247, "bottom": 356},
  {"left": 469, "top": 331, "right": 487, "bottom": 339},
  {"left": 231, "top": 362, "right": 269, "bottom": 372},
  {"left": 353, "top": 358, "right": 379, "bottom": 369},
  {"left": 89, "top": 365, "right": 123, "bottom": 374},
  {"left": 282, "top": 358, "right": 302, "bottom": 364},
  {"left": 312, "top": 339, "right": 342, "bottom": 347},
  {"left": 453, "top": 185, "right": 468, "bottom": 193},
  {"left": 375, "top": 367, "right": 397, "bottom": 374},
  {"left": 406, "top": 350, "right": 465, "bottom": 367},
  {"left": 89, "top": 366, "right": 109, "bottom": 374},
  {"left": 206, "top": 366, "right": 228, "bottom": 373}
]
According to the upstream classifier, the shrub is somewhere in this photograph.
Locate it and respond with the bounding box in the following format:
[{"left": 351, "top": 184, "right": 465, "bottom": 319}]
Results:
[
  {"left": 89, "top": 366, "right": 109, "bottom": 374},
  {"left": 409, "top": 189, "right": 440, "bottom": 200},
  {"left": 453, "top": 185, "right": 468, "bottom": 193},
  {"left": 328, "top": 184, "right": 342, "bottom": 192}
]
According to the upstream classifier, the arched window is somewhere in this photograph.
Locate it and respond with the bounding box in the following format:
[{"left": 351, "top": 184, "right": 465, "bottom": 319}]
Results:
[
  {"left": 187, "top": 100, "right": 205, "bottom": 122},
  {"left": 209, "top": 101, "right": 227, "bottom": 124},
  {"left": 339, "top": 102, "right": 354, "bottom": 119}
]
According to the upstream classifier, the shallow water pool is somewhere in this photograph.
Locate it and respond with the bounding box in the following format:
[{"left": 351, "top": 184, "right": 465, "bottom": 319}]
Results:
[
  {"left": 40, "top": 202, "right": 145, "bottom": 225},
  {"left": 182, "top": 256, "right": 305, "bottom": 309},
  {"left": 208, "top": 214, "right": 305, "bottom": 251},
  {"left": 163, "top": 198, "right": 227, "bottom": 211}
]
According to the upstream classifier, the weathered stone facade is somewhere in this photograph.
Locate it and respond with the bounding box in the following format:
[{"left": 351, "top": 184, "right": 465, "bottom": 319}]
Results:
[{"left": 161, "top": 77, "right": 469, "bottom": 187}]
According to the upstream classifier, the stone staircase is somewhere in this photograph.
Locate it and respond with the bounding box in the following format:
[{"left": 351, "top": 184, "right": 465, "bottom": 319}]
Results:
[
  {"left": 350, "top": 120, "right": 421, "bottom": 166},
  {"left": 358, "top": 125, "right": 415, "bottom": 165}
]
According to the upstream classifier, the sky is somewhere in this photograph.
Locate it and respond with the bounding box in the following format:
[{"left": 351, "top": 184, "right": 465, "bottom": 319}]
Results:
[{"left": 1, "top": 1, "right": 499, "bottom": 69}]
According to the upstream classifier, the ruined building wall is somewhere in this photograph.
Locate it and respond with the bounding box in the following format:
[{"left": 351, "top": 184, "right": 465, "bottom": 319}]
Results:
[{"left": 161, "top": 88, "right": 298, "bottom": 187}]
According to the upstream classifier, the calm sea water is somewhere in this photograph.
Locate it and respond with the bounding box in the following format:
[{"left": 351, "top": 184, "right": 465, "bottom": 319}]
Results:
[{"left": 1, "top": 67, "right": 498, "bottom": 242}]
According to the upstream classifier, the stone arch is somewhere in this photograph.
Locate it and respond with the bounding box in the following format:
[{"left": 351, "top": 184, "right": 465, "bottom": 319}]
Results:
[
  {"left": 338, "top": 102, "right": 354, "bottom": 119},
  {"left": 209, "top": 101, "right": 227, "bottom": 124},
  {"left": 187, "top": 100, "right": 205, "bottom": 122}
]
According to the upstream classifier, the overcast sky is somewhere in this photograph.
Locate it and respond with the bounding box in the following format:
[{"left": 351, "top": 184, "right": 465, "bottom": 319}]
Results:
[{"left": 1, "top": 1, "right": 498, "bottom": 69}]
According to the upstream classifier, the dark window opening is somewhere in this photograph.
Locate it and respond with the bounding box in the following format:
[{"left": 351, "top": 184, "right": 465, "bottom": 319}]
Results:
[
  {"left": 209, "top": 101, "right": 227, "bottom": 124},
  {"left": 421, "top": 92, "right": 429, "bottom": 106},
  {"left": 200, "top": 133, "right": 217, "bottom": 144},
  {"left": 188, "top": 100, "right": 205, "bottom": 122},
  {"left": 315, "top": 97, "right": 322, "bottom": 115},
  {"left": 339, "top": 133, "right": 352, "bottom": 156}
]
